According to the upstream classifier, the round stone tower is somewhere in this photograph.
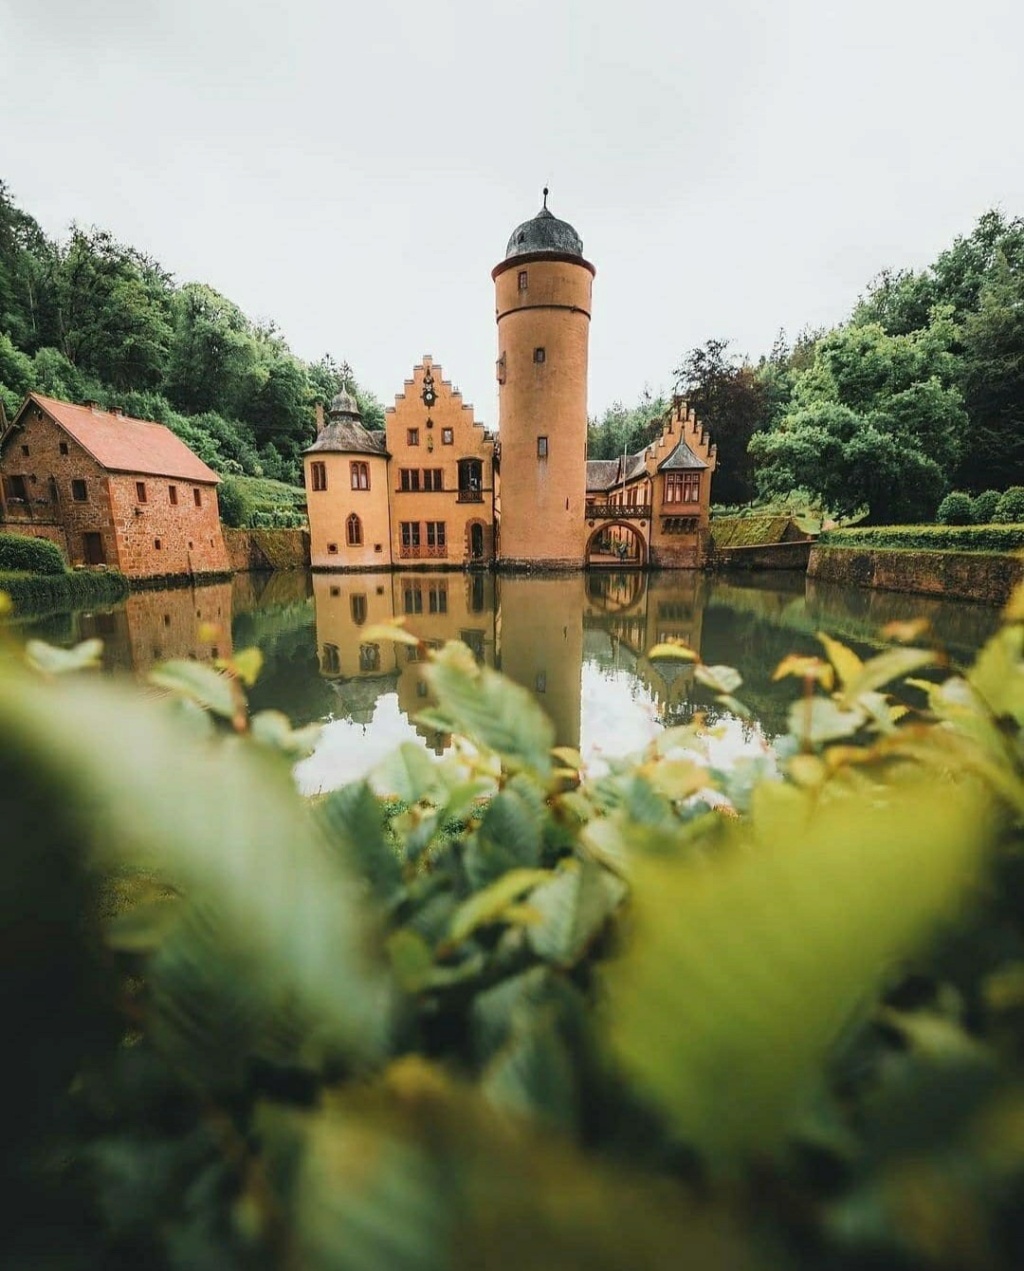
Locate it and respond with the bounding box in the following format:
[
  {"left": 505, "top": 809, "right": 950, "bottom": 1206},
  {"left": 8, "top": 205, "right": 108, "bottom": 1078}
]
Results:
[{"left": 493, "top": 191, "right": 595, "bottom": 568}]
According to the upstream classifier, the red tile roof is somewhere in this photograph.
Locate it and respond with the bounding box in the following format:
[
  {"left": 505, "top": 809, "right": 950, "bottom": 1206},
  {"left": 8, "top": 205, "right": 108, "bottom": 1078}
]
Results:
[{"left": 26, "top": 394, "right": 221, "bottom": 483}]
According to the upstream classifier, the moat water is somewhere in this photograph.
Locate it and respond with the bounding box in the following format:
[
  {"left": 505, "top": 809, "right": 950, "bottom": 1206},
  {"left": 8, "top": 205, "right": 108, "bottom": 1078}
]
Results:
[{"left": 13, "top": 569, "right": 1002, "bottom": 794}]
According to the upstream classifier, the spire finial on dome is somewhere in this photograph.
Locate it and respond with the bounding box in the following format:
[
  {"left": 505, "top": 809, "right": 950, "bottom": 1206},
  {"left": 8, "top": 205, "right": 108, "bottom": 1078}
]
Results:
[{"left": 542, "top": 186, "right": 549, "bottom": 209}]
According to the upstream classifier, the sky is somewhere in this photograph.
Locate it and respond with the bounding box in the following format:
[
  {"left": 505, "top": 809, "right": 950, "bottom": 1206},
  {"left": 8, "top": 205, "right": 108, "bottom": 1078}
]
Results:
[{"left": 3, "top": 0, "right": 1024, "bottom": 425}]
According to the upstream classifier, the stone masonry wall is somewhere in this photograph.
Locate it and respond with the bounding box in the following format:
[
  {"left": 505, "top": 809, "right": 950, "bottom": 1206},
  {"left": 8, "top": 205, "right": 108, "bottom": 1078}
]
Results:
[
  {"left": 107, "top": 474, "right": 229, "bottom": 579},
  {"left": 808, "top": 546, "right": 1024, "bottom": 607}
]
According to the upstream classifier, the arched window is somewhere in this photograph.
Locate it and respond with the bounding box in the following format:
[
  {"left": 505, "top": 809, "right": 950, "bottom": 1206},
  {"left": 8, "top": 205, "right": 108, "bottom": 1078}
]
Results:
[{"left": 347, "top": 513, "right": 362, "bottom": 546}]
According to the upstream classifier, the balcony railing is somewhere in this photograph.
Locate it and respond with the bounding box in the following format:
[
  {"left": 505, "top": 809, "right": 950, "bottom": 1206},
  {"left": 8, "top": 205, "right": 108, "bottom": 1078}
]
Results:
[
  {"left": 400, "top": 543, "right": 448, "bottom": 559},
  {"left": 457, "top": 489, "right": 484, "bottom": 503},
  {"left": 585, "top": 504, "right": 652, "bottom": 520}
]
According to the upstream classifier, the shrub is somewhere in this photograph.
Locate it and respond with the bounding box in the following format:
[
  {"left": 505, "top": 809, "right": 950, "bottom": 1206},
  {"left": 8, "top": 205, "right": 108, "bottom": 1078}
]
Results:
[
  {"left": 995, "top": 487, "right": 1024, "bottom": 524},
  {"left": 216, "top": 476, "right": 255, "bottom": 528},
  {"left": 0, "top": 568, "right": 128, "bottom": 618},
  {"left": 936, "top": 491, "right": 975, "bottom": 525},
  {"left": 973, "top": 489, "right": 1001, "bottom": 524},
  {"left": 820, "top": 524, "right": 1024, "bottom": 552},
  {"left": 0, "top": 532, "right": 67, "bottom": 575}
]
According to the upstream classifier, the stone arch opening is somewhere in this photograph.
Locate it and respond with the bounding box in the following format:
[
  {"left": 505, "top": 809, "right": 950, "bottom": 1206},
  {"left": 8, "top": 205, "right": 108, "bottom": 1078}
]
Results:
[{"left": 585, "top": 520, "right": 647, "bottom": 569}]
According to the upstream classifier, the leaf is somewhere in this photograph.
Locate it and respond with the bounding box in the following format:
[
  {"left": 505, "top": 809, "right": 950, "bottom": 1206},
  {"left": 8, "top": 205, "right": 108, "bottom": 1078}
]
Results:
[
  {"left": 106, "top": 897, "right": 181, "bottom": 952},
  {"left": 447, "top": 869, "right": 551, "bottom": 945},
  {"left": 526, "top": 860, "right": 627, "bottom": 966},
  {"left": 842, "top": 647, "right": 935, "bottom": 703},
  {"left": 361, "top": 620, "right": 422, "bottom": 647},
  {"left": 148, "top": 659, "right": 238, "bottom": 719},
  {"left": 464, "top": 786, "right": 545, "bottom": 888},
  {"left": 318, "top": 780, "right": 402, "bottom": 903},
  {"left": 647, "top": 640, "right": 699, "bottom": 661},
  {"left": 225, "top": 646, "right": 264, "bottom": 686},
  {"left": 25, "top": 637, "right": 103, "bottom": 675},
  {"left": 481, "top": 1010, "right": 578, "bottom": 1132},
  {"left": 386, "top": 929, "right": 435, "bottom": 993},
  {"left": 371, "top": 742, "right": 444, "bottom": 804},
  {"left": 881, "top": 617, "right": 931, "bottom": 643},
  {"left": 773, "top": 654, "right": 834, "bottom": 689},
  {"left": 969, "top": 626, "right": 1024, "bottom": 723},
  {"left": 0, "top": 665, "right": 393, "bottom": 1070},
  {"left": 818, "top": 632, "right": 863, "bottom": 689},
  {"left": 1004, "top": 583, "right": 1024, "bottom": 624},
  {"left": 641, "top": 757, "right": 708, "bottom": 801},
  {"left": 695, "top": 664, "right": 743, "bottom": 695},
  {"left": 250, "top": 710, "right": 320, "bottom": 757},
  {"left": 787, "top": 696, "right": 865, "bottom": 745},
  {"left": 603, "top": 772, "right": 997, "bottom": 1166},
  {"left": 426, "top": 642, "right": 555, "bottom": 776}
]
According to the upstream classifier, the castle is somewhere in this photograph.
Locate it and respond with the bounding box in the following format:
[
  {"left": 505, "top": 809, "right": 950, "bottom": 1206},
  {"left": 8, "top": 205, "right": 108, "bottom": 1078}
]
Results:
[{"left": 305, "top": 193, "right": 717, "bottom": 571}]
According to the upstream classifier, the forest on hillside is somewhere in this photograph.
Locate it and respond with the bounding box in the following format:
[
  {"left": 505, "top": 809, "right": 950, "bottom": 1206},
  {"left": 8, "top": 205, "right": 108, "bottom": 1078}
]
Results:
[
  {"left": 588, "top": 209, "right": 1024, "bottom": 523},
  {"left": 0, "top": 181, "right": 384, "bottom": 488}
]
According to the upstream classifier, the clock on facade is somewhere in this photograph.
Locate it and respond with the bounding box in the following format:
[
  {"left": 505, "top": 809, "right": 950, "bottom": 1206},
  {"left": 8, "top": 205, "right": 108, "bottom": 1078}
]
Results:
[{"left": 421, "top": 369, "right": 436, "bottom": 407}]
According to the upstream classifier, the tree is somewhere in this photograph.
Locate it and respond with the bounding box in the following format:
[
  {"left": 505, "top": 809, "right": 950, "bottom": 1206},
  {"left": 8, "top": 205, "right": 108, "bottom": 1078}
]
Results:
[
  {"left": 673, "top": 340, "right": 769, "bottom": 504},
  {"left": 586, "top": 389, "right": 667, "bottom": 460},
  {"left": 164, "top": 283, "right": 262, "bottom": 417},
  {"left": 750, "top": 315, "right": 967, "bottom": 523}
]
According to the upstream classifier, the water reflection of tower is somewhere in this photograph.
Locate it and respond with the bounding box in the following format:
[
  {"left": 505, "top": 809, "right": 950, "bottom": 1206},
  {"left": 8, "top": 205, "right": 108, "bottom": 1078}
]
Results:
[{"left": 496, "top": 575, "right": 584, "bottom": 752}]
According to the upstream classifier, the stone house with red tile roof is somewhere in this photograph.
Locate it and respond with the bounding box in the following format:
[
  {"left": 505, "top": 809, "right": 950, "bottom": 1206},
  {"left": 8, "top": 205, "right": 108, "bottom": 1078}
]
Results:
[{"left": 0, "top": 393, "right": 230, "bottom": 579}]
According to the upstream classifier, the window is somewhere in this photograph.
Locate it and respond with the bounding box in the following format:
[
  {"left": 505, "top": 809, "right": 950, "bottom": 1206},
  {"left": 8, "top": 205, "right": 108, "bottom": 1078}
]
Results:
[
  {"left": 664, "top": 472, "right": 701, "bottom": 504},
  {"left": 21, "top": 444, "right": 29, "bottom": 456},
  {"left": 59, "top": 442, "right": 69, "bottom": 456},
  {"left": 310, "top": 461, "right": 327, "bottom": 492},
  {"left": 327, "top": 542, "right": 339, "bottom": 554},
  {"left": 428, "top": 581, "right": 448, "bottom": 613},
  {"left": 403, "top": 584, "right": 423, "bottom": 614},
  {"left": 400, "top": 521, "right": 421, "bottom": 553},
  {"left": 322, "top": 643, "right": 341, "bottom": 675},
  {"left": 359, "top": 643, "right": 381, "bottom": 673},
  {"left": 534, "top": 347, "right": 546, "bottom": 364},
  {"left": 442, "top": 427, "right": 453, "bottom": 445},
  {"left": 169, "top": 485, "right": 178, "bottom": 505},
  {"left": 193, "top": 488, "right": 202, "bottom": 508},
  {"left": 426, "top": 521, "right": 446, "bottom": 555},
  {"left": 154, "top": 538, "right": 162, "bottom": 550},
  {"left": 71, "top": 479, "right": 88, "bottom": 502},
  {"left": 407, "top": 428, "right": 419, "bottom": 446},
  {"left": 518, "top": 270, "right": 528, "bottom": 291},
  {"left": 330, "top": 586, "right": 340, "bottom": 597},
  {"left": 347, "top": 513, "right": 363, "bottom": 546},
  {"left": 423, "top": 469, "right": 443, "bottom": 491},
  {"left": 400, "top": 469, "right": 421, "bottom": 492},
  {"left": 351, "top": 594, "right": 367, "bottom": 625},
  {"left": 136, "top": 481, "right": 147, "bottom": 503},
  {"left": 350, "top": 461, "right": 369, "bottom": 490},
  {"left": 537, "top": 436, "right": 549, "bottom": 458}
]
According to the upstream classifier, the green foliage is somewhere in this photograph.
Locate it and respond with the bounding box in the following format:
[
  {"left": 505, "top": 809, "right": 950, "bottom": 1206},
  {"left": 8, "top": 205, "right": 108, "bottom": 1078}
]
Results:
[
  {"left": 0, "top": 530, "right": 66, "bottom": 574},
  {"left": 710, "top": 515, "right": 798, "bottom": 548},
  {"left": 586, "top": 388, "right": 667, "bottom": 460},
  {"left": 0, "top": 182, "right": 381, "bottom": 484},
  {"left": 995, "top": 486, "right": 1024, "bottom": 523},
  {"left": 973, "top": 488, "right": 1001, "bottom": 523},
  {"left": 9, "top": 600, "right": 1024, "bottom": 1264},
  {"left": 673, "top": 338, "right": 772, "bottom": 504},
  {"left": 217, "top": 474, "right": 305, "bottom": 531},
  {"left": 0, "top": 567, "right": 129, "bottom": 618},
  {"left": 936, "top": 491, "right": 976, "bottom": 525},
  {"left": 821, "top": 523, "right": 1024, "bottom": 552}
]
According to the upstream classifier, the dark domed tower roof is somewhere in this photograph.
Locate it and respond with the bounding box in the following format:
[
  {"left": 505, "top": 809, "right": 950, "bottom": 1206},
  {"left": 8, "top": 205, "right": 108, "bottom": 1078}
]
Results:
[
  {"left": 504, "top": 188, "right": 584, "bottom": 261},
  {"left": 328, "top": 388, "right": 361, "bottom": 422}
]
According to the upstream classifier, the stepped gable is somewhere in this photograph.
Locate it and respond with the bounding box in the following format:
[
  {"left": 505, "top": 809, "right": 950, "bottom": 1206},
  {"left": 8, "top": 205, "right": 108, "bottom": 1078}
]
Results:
[
  {"left": 29, "top": 394, "right": 221, "bottom": 483},
  {"left": 646, "top": 396, "right": 718, "bottom": 477}
]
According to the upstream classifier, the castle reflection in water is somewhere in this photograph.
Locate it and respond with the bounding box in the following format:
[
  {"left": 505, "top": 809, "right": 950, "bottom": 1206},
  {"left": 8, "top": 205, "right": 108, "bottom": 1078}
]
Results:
[{"left": 24, "top": 565, "right": 1000, "bottom": 791}]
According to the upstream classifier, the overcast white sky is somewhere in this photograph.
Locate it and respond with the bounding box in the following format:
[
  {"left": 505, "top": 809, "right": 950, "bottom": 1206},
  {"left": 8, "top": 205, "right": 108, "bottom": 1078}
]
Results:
[{"left": 2, "top": 0, "right": 1023, "bottom": 424}]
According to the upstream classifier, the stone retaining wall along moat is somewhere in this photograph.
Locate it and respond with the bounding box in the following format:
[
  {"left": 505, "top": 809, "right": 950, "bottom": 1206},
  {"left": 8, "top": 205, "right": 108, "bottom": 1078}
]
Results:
[{"left": 808, "top": 545, "right": 1024, "bottom": 607}]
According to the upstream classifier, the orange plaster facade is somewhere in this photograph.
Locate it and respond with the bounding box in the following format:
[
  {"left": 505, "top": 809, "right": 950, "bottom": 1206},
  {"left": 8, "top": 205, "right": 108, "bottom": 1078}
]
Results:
[
  {"left": 305, "top": 449, "right": 391, "bottom": 571},
  {"left": 492, "top": 254, "right": 593, "bottom": 568},
  {"left": 385, "top": 357, "right": 495, "bottom": 568}
]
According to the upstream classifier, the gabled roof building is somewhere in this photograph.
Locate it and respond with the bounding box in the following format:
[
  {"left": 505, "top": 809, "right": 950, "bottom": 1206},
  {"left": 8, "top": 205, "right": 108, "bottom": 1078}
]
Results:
[{"left": 0, "top": 393, "right": 230, "bottom": 579}]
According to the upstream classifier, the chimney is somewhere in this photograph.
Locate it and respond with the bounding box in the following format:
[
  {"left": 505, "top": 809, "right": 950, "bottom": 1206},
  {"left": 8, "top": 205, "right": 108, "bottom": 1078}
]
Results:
[
  {"left": 315, "top": 402, "right": 325, "bottom": 433},
  {"left": 110, "top": 405, "right": 125, "bottom": 417},
  {"left": 84, "top": 399, "right": 100, "bottom": 412}
]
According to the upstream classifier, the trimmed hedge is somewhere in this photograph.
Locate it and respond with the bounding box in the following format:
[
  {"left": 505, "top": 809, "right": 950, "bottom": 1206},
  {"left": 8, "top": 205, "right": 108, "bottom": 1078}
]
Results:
[
  {"left": 936, "top": 492, "right": 975, "bottom": 525},
  {"left": 0, "top": 569, "right": 129, "bottom": 619},
  {"left": 0, "top": 532, "right": 67, "bottom": 575},
  {"left": 821, "top": 524, "right": 1024, "bottom": 553}
]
